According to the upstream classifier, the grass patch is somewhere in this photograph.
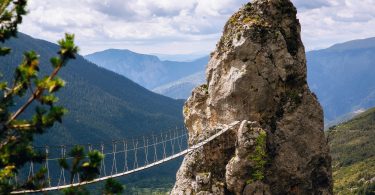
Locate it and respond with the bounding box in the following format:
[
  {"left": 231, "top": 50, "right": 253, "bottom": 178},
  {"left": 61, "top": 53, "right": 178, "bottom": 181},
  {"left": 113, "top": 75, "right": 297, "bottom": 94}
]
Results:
[
  {"left": 333, "top": 157, "right": 375, "bottom": 195},
  {"left": 247, "top": 129, "right": 267, "bottom": 184}
]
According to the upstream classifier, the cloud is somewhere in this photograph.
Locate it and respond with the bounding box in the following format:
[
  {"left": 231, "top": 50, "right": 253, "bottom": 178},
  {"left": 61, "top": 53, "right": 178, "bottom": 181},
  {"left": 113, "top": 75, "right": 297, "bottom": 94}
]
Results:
[
  {"left": 20, "top": 0, "right": 250, "bottom": 54},
  {"left": 292, "top": 0, "right": 332, "bottom": 10},
  {"left": 297, "top": 0, "right": 375, "bottom": 50},
  {"left": 18, "top": 0, "right": 375, "bottom": 55}
]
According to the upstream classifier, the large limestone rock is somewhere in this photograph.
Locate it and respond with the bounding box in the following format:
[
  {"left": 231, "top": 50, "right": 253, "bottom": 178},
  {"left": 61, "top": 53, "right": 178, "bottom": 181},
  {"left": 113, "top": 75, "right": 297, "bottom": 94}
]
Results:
[{"left": 172, "top": 0, "right": 333, "bottom": 194}]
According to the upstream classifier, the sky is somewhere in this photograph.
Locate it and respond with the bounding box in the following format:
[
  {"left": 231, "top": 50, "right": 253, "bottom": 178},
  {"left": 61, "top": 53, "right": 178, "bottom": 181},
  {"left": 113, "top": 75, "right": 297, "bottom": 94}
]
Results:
[{"left": 19, "top": 0, "right": 375, "bottom": 55}]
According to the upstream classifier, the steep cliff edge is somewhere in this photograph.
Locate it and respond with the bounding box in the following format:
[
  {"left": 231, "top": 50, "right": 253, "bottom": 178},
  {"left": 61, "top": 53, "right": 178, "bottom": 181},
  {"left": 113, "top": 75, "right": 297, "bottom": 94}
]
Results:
[{"left": 172, "top": 0, "right": 333, "bottom": 194}]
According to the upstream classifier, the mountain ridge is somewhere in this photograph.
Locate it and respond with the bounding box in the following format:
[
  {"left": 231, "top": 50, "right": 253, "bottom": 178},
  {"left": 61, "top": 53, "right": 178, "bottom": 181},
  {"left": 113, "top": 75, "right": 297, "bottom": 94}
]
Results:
[
  {"left": 83, "top": 36, "right": 375, "bottom": 127},
  {"left": 85, "top": 49, "right": 209, "bottom": 89},
  {"left": 307, "top": 37, "right": 375, "bottom": 123},
  {"left": 152, "top": 71, "right": 205, "bottom": 99},
  {"left": 324, "top": 37, "right": 375, "bottom": 51},
  {"left": 147, "top": 37, "right": 375, "bottom": 127}
]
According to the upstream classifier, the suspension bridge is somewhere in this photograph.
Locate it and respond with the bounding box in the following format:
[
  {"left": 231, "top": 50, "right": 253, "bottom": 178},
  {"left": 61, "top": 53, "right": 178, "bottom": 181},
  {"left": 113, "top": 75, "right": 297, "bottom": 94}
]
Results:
[{"left": 12, "top": 121, "right": 240, "bottom": 194}]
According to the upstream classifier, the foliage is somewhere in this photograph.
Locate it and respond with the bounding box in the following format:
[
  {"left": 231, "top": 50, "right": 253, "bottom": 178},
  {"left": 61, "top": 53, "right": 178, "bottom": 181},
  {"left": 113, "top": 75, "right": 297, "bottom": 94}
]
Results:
[
  {"left": 63, "top": 186, "right": 90, "bottom": 195},
  {"left": 60, "top": 155, "right": 105, "bottom": 195},
  {"left": 247, "top": 129, "right": 267, "bottom": 183},
  {"left": 0, "top": 0, "right": 27, "bottom": 56},
  {"left": 58, "top": 146, "right": 103, "bottom": 185},
  {"left": 286, "top": 89, "right": 302, "bottom": 106},
  {"left": 358, "top": 182, "right": 375, "bottom": 195},
  {"left": 104, "top": 178, "right": 124, "bottom": 195},
  {"left": 120, "top": 176, "right": 174, "bottom": 194},
  {"left": 328, "top": 107, "right": 375, "bottom": 194},
  {"left": 244, "top": 2, "right": 252, "bottom": 11},
  {"left": 0, "top": 1, "right": 126, "bottom": 194},
  {"left": 328, "top": 107, "right": 375, "bottom": 167},
  {"left": 332, "top": 157, "right": 375, "bottom": 195},
  {"left": 0, "top": 1, "right": 80, "bottom": 193}
]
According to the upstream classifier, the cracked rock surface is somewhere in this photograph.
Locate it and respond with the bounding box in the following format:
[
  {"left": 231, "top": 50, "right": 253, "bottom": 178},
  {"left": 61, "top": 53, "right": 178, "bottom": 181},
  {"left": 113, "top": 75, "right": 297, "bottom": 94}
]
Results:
[{"left": 172, "top": 0, "right": 333, "bottom": 194}]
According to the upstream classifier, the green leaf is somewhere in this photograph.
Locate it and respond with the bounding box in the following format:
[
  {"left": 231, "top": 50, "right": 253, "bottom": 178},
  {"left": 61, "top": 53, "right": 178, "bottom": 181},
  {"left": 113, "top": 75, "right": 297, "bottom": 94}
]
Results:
[
  {"left": 88, "top": 150, "right": 104, "bottom": 167},
  {"left": 39, "top": 94, "right": 58, "bottom": 105},
  {"left": 38, "top": 106, "right": 67, "bottom": 128},
  {"left": 70, "top": 146, "right": 85, "bottom": 159},
  {"left": 104, "top": 178, "right": 124, "bottom": 194},
  {"left": 23, "top": 51, "right": 40, "bottom": 74},
  {"left": 0, "top": 47, "right": 11, "bottom": 56},
  {"left": 58, "top": 33, "right": 79, "bottom": 60},
  {"left": 36, "top": 77, "right": 66, "bottom": 93},
  {"left": 58, "top": 158, "right": 69, "bottom": 170},
  {"left": 50, "top": 57, "right": 62, "bottom": 68},
  {"left": 49, "top": 78, "right": 65, "bottom": 93},
  {"left": 49, "top": 106, "right": 68, "bottom": 123},
  {"left": 63, "top": 186, "right": 89, "bottom": 195},
  {"left": 0, "top": 1, "right": 82, "bottom": 191},
  {"left": 0, "top": 82, "right": 7, "bottom": 90}
]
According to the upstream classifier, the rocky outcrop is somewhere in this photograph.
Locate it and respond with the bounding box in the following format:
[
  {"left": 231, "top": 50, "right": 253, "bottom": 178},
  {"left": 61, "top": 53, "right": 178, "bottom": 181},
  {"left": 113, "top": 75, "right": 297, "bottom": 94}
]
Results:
[{"left": 172, "top": 0, "right": 332, "bottom": 194}]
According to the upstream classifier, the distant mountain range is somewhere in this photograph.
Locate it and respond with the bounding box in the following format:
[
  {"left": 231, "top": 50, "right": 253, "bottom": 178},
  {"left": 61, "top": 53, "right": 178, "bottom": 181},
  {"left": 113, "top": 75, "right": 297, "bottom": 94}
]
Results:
[
  {"left": 102, "top": 37, "right": 375, "bottom": 127},
  {"left": 307, "top": 37, "right": 375, "bottom": 125},
  {"left": 84, "top": 37, "right": 375, "bottom": 126},
  {"left": 85, "top": 49, "right": 209, "bottom": 89},
  {"left": 153, "top": 71, "right": 205, "bottom": 100},
  {"left": 151, "top": 52, "right": 208, "bottom": 62}
]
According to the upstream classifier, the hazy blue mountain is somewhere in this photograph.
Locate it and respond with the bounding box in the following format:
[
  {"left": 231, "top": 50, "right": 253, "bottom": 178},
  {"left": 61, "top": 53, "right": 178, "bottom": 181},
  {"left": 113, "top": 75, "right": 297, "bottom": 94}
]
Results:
[
  {"left": 151, "top": 38, "right": 375, "bottom": 127},
  {"left": 153, "top": 71, "right": 206, "bottom": 99},
  {"left": 307, "top": 37, "right": 375, "bottom": 124},
  {"left": 151, "top": 52, "right": 208, "bottom": 62},
  {"left": 85, "top": 49, "right": 209, "bottom": 89},
  {"left": 325, "top": 37, "right": 375, "bottom": 51}
]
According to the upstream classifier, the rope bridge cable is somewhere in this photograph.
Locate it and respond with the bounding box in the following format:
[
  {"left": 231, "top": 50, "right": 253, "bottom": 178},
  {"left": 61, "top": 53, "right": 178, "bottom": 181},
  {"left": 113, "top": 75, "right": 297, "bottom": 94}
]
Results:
[
  {"left": 123, "top": 140, "right": 128, "bottom": 172},
  {"left": 31, "top": 125, "right": 186, "bottom": 150},
  {"left": 57, "top": 145, "right": 67, "bottom": 187},
  {"left": 45, "top": 146, "right": 51, "bottom": 187},
  {"left": 100, "top": 143, "right": 107, "bottom": 177},
  {"left": 11, "top": 121, "right": 240, "bottom": 194},
  {"left": 111, "top": 141, "right": 118, "bottom": 175}
]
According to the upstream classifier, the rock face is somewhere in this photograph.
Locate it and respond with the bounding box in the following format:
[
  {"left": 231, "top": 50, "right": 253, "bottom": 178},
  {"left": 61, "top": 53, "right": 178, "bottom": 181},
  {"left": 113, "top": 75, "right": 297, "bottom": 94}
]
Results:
[{"left": 172, "top": 0, "right": 333, "bottom": 194}]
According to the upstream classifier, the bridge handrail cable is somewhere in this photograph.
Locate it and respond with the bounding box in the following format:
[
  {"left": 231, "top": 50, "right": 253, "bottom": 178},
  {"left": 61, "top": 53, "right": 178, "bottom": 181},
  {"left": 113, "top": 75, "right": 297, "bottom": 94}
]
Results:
[{"left": 11, "top": 121, "right": 240, "bottom": 194}]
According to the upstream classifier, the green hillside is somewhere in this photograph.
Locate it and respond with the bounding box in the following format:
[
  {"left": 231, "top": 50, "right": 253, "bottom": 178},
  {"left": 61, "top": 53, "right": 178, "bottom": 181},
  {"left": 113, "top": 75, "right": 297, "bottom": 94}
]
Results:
[
  {"left": 0, "top": 33, "right": 185, "bottom": 190},
  {"left": 85, "top": 49, "right": 208, "bottom": 90},
  {"left": 327, "top": 107, "right": 375, "bottom": 194},
  {"left": 0, "top": 33, "right": 184, "bottom": 145}
]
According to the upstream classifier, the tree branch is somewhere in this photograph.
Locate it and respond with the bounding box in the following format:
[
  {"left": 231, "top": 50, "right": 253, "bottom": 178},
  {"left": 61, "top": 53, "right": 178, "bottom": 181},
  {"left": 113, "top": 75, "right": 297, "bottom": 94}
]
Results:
[{"left": 5, "top": 64, "right": 63, "bottom": 126}]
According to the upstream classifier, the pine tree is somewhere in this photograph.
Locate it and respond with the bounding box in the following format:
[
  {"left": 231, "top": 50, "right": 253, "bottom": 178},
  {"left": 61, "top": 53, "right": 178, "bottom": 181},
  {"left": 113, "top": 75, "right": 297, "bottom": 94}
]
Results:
[
  {"left": 0, "top": 1, "right": 116, "bottom": 194},
  {"left": 0, "top": 0, "right": 75, "bottom": 192}
]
